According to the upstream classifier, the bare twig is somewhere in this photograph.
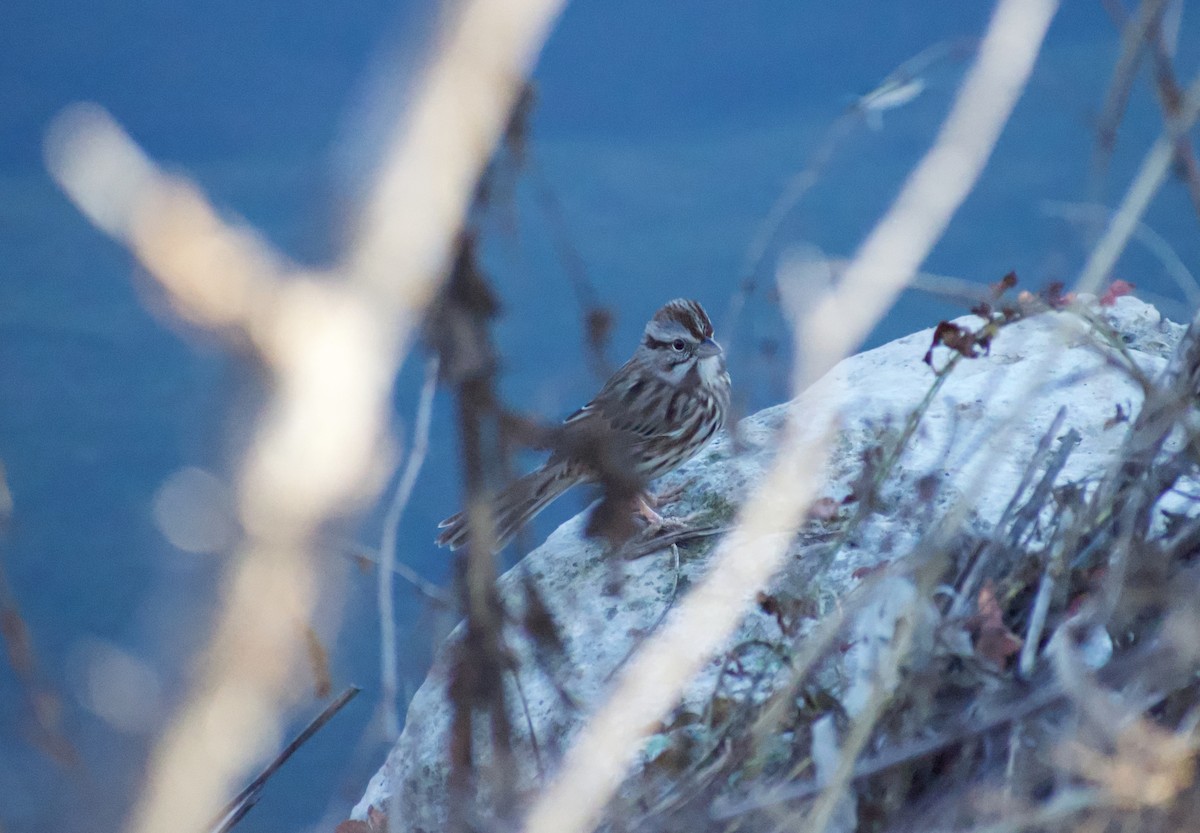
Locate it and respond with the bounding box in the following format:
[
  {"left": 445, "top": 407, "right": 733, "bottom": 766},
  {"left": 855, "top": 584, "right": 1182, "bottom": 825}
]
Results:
[
  {"left": 1094, "top": 0, "right": 1170, "bottom": 170},
  {"left": 619, "top": 523, "right": 728, "bottom": 561},
  {"left": 344, "top": 1, "right": 567, "bottom": 321},
  {"left": 510, "top": 666, "right": 545, "bottom": 779},
  {"left": 1017, "top": 431, "right": 1082, "bottom": 678},
  {"left": 802, "top": 613, "right": 916, "bottom": 833},
  {"left": 332, "top": 538, "right": 452, "bottom": 607},
  {"left": 727, "top": 38, "right": 974, "bottom": 348},
  {"left": 0, "top": 464, "right": 77, "bottom": 767},
  {"left": 721, "top": 631, "right": 1196, "bottom": 820},
  {"left": 608, "top": 544, "right": 684, "bottom": 680},
  {"left": 209, "top": 686, "right": 361, "bottom": 833},
  {"left": 1146, "top": 26, "right": 1200, "bottom": 221},
  {"left": 0, "top": 555, "right": 79, "bottom": 768},
  {"left": 950, "top": 408, "right": 1069, "bottom": 618},
  {"left": 379, "top": 355, "right": 441, "bottom": 740},
  {"left": 747, "top": 564, "right": 903, "bottom": 763},
  {"left": 438, "top": 235, "right": 523, "bottom": 831},
  {"left": 1102, "top": 0, "right": 1200, "bottom": 221},
  {"left": 908, "top": 269, "right": 998, "bottom": 305},
  {"left": 525, "top": 154, "right": 613, "bottom": 379},
  {"left": 1001, "top": 424, "right": 1079, "bottom": 551}
]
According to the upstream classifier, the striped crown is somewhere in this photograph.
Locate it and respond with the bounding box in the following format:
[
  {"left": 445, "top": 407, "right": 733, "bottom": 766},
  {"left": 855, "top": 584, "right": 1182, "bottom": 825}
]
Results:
[{"left": 647, "top": 298, "right": 714, "bottom": 341}]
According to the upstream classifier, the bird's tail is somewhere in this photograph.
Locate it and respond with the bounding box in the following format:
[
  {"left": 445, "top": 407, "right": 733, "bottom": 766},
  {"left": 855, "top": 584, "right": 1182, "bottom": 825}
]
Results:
[{"left": 436, "top": 462, "right": 580, "bottom": 552}]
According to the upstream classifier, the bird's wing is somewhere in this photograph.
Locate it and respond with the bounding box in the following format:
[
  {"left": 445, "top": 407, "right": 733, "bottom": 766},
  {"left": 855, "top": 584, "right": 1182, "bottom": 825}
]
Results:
[{"left": 563, "top": 360, "right": 666, "bottom": 443}]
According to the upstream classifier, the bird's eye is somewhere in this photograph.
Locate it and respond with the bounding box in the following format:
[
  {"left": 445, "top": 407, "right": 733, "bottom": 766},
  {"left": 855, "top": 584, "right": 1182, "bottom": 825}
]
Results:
[{"left": 671, "top": 339, "right": 686, "bottom": 351}]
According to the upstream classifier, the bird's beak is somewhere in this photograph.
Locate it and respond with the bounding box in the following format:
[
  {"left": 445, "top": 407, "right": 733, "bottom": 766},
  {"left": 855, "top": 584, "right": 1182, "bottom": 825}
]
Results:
[{"left": 695, "top": 337, "right": 722, "bottom": 359}]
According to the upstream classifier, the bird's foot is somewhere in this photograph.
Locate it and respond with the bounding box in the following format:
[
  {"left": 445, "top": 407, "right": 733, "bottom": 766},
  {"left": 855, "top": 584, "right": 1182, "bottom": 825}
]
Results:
[
  {"left": 635, "top": 493, "right": 705, "bottom": 537},
  {"left": 642, "top": 515, "right": 693, "bottom": 538},
  {"left": 635, "top": 493, "right": 667, "bottom": 526}
]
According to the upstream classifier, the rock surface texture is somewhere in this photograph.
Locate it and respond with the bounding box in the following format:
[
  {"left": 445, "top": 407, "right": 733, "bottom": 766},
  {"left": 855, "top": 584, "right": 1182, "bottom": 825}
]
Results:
[{"left": 353, "top": 296, "right": 1184, "bottom": 830}]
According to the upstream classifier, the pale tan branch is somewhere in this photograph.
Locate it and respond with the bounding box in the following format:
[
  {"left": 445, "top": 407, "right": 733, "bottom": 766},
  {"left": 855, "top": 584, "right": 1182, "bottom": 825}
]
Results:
[
  {"left": 44, "top": 2, "right": 566, "bottom": 832},
  {"left": 347, "top": 0, "right": 566, "bottom": 324}
]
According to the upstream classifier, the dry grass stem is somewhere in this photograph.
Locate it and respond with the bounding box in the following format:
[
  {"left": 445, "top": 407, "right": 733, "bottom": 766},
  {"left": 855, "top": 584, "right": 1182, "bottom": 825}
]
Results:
[
  {"left": 1094, "top": 0, "right": 1169, "bottom": 162},
  {"left": 379, "top": 356, "right": 441, "bottom": 740},
  {"left": 1077, "top": 71, "right": 1200, "bottom": 298}
]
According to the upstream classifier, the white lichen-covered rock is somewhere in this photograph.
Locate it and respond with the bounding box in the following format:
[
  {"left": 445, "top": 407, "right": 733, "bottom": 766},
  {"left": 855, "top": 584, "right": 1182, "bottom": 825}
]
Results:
[{"left": 353, "top": 296, "right": 1183, "bottom": 830}]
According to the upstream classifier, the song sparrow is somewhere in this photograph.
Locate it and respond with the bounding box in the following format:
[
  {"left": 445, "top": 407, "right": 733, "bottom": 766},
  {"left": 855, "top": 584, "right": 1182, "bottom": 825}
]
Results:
[{"left": 437, "top": 298, "right": 731, "bottom": 551}]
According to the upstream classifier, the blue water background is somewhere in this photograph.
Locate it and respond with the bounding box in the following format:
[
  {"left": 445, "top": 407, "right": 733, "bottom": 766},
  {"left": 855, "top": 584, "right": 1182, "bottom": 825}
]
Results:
[{"left": 2, "top": 1, "right": 1198, "bottom": 830}]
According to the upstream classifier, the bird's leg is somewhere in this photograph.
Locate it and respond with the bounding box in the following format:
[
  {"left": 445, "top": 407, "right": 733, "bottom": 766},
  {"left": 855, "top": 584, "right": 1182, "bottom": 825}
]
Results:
[
  {"left": 621, "top": 478, "right": 731, "bottom": 558},
  {"left": 635, "top": 491, "right": 695, "bottom": 537},
  {"left": 635, "top": 493, "right": 667, "bottom": 526},
  {"left": 634, "top": 478, "right": 704, "bottom": 539}
]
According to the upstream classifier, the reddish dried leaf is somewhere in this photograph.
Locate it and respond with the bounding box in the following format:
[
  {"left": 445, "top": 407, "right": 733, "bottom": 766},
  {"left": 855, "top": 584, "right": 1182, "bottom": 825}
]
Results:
[
  {"left": 937, "top": 322, "right": 979, "bottom": 356},
  {"left": 915, "top": 474, "right": 940, "bottom": 502},
  {"left": 1103, "top": 403, "right": 1129, "bottom": 430},
  {"left": 1042, "top": 282, "right": 1076, "bottom": 309},
  {"left": 367, "top": 806, "right": 389, "bottom": 831},
  {"left": 975, "top": 622, "right": 1023, "bottom": 669},
  {"left": 757, "top": 591, "right": 785, "bottom": 631},
  {"left": 992, "top": 271, "right": 1018, "bottom": 297},
  {"left": 1100, "top": 279, "right": 1136, "bottom": 306},
  {"left": 851, "top": 560, "right": 890, "bottom": 580},
  {"left": 924, "top": 321, "right": 982, "bottom": 366},
  {"left": 968, "top": 582, "right": 1023, "bottom": 669},
  {"left": 335, "top": 805, "right": 389, "bottom": 833},
  {"left": 972, "top": 583, "right": 1002, "bottom": 622},
  {"left": 807, "top": 497, "right": 840, "bottom": 521},
  {"left": 1066, "top": 593, "right": 1091, "bottom": 616}
]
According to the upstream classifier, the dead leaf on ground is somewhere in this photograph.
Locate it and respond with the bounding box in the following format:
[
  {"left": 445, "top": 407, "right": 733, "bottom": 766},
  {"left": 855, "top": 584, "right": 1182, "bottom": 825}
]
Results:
[
  {"left": 967, "top": 581, "right": 1023, "bottom": 669},
  {"left": 807, "top": 497, "right": 840, "bottom": 522},
  {"left": 1100, "top": 279, "right": 1135, "bottom": 306},
  {"left": 334, "top": 805, "right": 389, "bottom": 833}
]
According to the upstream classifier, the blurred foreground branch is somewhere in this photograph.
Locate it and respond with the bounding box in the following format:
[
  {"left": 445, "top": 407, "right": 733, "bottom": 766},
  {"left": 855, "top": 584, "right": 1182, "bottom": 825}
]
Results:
[{"left": 44, "top": 2, "right": 565, "bottom": 832}]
